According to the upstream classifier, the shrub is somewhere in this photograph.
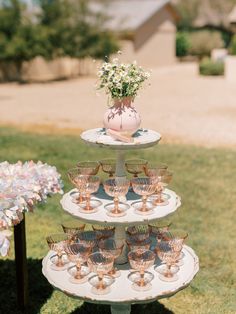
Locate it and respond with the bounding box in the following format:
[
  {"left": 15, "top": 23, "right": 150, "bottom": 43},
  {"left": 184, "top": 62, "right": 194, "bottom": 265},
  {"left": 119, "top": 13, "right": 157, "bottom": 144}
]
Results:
[
  {"left": 176, "top": 32, "right": 190, "bottom": 57},
  {"left": 199, "top": 58, "right": 224, "bottom": 76},
  {"left": 229, "top": 35, "right": 236, "bottom": 55},
  {"left": 189, "top": 30, "right": 224, "bottom": 57}
]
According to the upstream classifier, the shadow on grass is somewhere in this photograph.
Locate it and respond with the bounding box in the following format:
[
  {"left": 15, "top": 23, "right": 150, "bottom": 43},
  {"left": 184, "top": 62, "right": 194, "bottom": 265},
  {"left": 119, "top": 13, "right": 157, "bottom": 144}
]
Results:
[
  {"left": 71, "top": 301, "right": 174, "bottom": 314},
  {"left": 0, "top": 258, "right": 53, "bottom": 314}
]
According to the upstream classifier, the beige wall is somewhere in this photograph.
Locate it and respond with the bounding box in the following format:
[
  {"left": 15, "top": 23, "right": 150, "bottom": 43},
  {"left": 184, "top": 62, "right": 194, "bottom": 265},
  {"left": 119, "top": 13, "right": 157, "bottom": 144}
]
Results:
[
  {"left": 134, "top": 6, "right": 177, "bottom": 67},
  {"left": 0, "top": 56, "right": 101, "bottom": 82}
]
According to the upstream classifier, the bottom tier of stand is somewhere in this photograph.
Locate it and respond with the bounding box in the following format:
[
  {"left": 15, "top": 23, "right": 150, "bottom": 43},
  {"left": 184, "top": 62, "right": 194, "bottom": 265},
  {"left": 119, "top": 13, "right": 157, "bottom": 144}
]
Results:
[{"left": 42, "top": 245, "right": 199, "bottom": 307}]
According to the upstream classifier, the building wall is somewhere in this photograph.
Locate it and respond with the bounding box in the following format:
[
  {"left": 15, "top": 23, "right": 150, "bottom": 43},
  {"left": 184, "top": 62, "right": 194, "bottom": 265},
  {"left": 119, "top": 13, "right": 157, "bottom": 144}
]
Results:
[{"left": 134, "top": 6, "right": 177, "bottom": 67}]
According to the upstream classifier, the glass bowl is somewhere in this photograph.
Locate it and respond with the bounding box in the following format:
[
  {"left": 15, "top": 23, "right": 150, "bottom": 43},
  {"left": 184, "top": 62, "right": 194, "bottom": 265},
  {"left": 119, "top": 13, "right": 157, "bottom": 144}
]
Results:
[
  {"left": 104, "top": 178, "right": 130, "bottom": 217},
  {"left": 98, "top": 238, "right": 124, "bottom": 277},
  {"left": 64, "top": 242, "right": 92, "bottom": 283},
  {"left": 87, "top": 252, "right": 115, "bottom": 295},
  {"left": 77, "top": 230, "right": 102, "bottom": 249},
  {"left": 77, "top": 161, "right": 100, "bottom": 175},
  {"left": 125, "top": 159, "right": 148, "bottom": 177},
  {"left": 128, "top": 249, "right": 155, "bottom": 291},
  {"left": 92, "top": 225, "right": 115, "bottom": 240},
  {"left": 99, "top": 159, "right": 116, "bottom": 177},
  {"left": 131, "top": 177, "right": 156, "bottom": 215},
  {"left": 46, "top": 233, "right": 70, "bottom": 271}
]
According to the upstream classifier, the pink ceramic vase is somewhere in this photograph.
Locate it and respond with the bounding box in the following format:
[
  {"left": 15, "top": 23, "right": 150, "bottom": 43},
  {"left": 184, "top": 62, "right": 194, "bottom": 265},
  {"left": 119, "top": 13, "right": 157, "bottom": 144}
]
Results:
[{"left": 103, "top": 97, "right": 141, "bottom": 137}]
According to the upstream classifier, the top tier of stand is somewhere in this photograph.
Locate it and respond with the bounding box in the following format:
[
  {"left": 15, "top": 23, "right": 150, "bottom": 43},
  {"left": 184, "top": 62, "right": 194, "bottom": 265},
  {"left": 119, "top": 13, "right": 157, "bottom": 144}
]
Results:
[{"left": 80, "top": 128, "right": 161, "bottom": 150}]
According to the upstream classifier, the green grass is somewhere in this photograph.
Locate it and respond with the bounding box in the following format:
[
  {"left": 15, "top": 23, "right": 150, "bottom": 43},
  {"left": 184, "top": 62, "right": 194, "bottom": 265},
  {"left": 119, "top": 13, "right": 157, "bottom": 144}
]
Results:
[{"left": 0, "top": 126, "right": 236, "bottom": 314}]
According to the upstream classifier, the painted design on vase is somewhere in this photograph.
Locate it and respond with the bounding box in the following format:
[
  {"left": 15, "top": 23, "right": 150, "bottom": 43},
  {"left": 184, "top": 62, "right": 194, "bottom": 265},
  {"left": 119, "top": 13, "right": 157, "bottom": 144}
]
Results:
[{"left": 103, "top": 97, "right": 141, "bottom": 136}]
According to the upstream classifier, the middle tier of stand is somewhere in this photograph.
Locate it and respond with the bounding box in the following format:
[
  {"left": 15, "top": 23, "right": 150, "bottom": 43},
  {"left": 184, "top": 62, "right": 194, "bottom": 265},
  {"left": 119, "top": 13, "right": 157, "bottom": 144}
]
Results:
[{"left": 60, "top": 186, "right": 181, "bottom": 226}]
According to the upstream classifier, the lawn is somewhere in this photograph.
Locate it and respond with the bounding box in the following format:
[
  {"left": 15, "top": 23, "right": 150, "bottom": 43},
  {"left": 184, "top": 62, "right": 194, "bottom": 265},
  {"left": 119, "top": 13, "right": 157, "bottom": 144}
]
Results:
[{"left": 0, "top": 126, "right": 235, "bottom": 314}]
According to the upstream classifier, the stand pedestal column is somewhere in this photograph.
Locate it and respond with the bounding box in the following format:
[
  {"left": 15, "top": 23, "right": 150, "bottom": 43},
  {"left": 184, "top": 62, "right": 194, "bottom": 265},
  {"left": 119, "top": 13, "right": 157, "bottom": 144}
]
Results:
[{"left": 111, "top": 304, "right": 131, "bottom": 314}]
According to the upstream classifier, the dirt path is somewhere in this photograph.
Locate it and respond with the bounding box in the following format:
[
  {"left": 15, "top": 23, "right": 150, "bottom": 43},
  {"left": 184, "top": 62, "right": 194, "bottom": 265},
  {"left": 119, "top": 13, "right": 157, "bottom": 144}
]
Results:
[{"left": 1, "top": 63, "right": 236, "bottom": 147}]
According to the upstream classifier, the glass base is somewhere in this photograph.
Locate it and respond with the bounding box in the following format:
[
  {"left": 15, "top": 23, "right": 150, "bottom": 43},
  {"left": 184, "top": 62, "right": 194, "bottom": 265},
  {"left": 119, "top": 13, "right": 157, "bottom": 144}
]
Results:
[
  {"left": 132, "top": 200, "right": 154, "bottom": 215},
  {"left": 67, "top": 265, "right": 90, "bottom": 284},
  {"left": 89, "top": 275, "right": 114, "bottom": 295},
  {"left": 155, "top": 264, "right": 179, "bottom": 282},
  {"left": 78, "top": 199, "right": 102, "bottom": 213},
  {"left": 152, "top": 198, "right": 169, "bottom": 206},
  {"left": 105, "top": 202, "right": 129, "bottom": 217},
  {"left": 50, "top": 254, "right": 69, "bottom": 271},
  {"left": 128, "top": 271, "right": 154, "bottom": 291}
]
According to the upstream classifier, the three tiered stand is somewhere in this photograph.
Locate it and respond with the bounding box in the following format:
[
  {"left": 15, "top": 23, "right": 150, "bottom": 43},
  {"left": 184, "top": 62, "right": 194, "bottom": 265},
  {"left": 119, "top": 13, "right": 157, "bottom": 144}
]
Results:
[{"left": 42, "top": 128, "right": 199, "bottom": 314}]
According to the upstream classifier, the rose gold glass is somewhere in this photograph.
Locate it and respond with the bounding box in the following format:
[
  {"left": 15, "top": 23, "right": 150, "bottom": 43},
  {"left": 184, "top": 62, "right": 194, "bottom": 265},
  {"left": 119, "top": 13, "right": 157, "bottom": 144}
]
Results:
[
  {"left": 148, "top": 221, "right": 172, "bottom": 245},
  {"left": 143, "top": 164, "right": 168, "bottom": 177},
  {"left": 87, "top": 252, "right": 115, "bottom": 295},
  {"left": 163, "top": 229, "right": 188, "bottom": 266},
  {"left": 126, "top": 237, "right": 151, "bottom": 251},
  {"left": 77, "top": 176, "right": 102, "bottom": 213},
  {"left": 125, "top": 159, "right": 148, "bottom": 178},
  {"left": 92, "top": 225, "right": 115, "bottom": 239},
  {"left": 61, "top": 222, "right": 85, "bottom": 243},
  {"left": 46, "top": 233, "right": 69, "bottom": 271},
  {"left": 65, "top": 242, "right": 92, "bottom": 283},
  {"left": 128, "top": 249, "right": 155, "bottom": 291},
  {"left": 77, "top": 230, "right": 102, "bottom": 249},
  {"left": 99, "top": 159, "right": 116, "bottom": 177},
  {"left": 155, "top": 241, "right": 180, "bottom": 282},
  {"left": 151, "top": 170, "right": 173, "bottom": 206},
  {"left": 67, "top": 168, "right": 88, "bottom": 204},
  {"left": 104, "top": 178, "right": 130, "bottom": 217},
  {"left": 131, "top": 177, "right": 156, "bottom": 215},
  {"left": 126, "top": 225, "right": 150, "bottom": 242},
  {"left": 77, "top": 161, "right": 100, "bottom": 175},
  {"left": 98, "top": 238, "right": 124, "bottom": 277}
]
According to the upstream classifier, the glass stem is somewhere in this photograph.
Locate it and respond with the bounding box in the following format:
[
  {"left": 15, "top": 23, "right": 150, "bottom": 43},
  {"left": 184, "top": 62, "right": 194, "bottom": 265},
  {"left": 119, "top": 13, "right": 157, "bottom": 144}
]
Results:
[
  {"left": 166, "top": 263, "right": 172, "bottom": 277},
  {"left": 140, "top": 269, "right": 145, "bottom": 286},
  {"left": 114, "top": 197, "right": 119, "bottom": 213},
  {"left": 75, "top": 262, "right": 82, "bottom": 279},
  {"left": 142, "top": 195, "right": 147, "bottom": 211},
  {"left": 86, "top": 193, "right": 90, "bottom": 210},
  {"left": 57, "top": 251, "right": 63, "bottom": 267},
  {"left": 98, "top": 274, "right": 104, "bottom": 290}
]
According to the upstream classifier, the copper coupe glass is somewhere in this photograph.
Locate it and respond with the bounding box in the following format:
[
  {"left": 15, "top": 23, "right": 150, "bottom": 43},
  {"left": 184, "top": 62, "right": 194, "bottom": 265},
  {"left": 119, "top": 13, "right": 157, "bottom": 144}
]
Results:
[
  {"left": 92, "top": 225, "right": 115, "bottom": 239},
  {"left": 126, "top": 237, "right": 151, "bottom": 251},
  {"left": 46, "top": 233, "right": 69, "bottom": 271},
  {"left": 61, "top": 222, "right": 85, "bottom": 243},
  {"left": 152, "top": 170, "right": 173, "bottom": 206},
  {"left": 99, "top": 159, "right": 116, "bottom": 177},
  {"left": 163, "top": 229, "right": 188, "bottom": 266},
  {"left": 128, "top": 249, "right": 155, "bottom": 291},
  {"left": 67, "top": 168, "right": 87, "bottom": 204},
  {"left": 125, "top": 159, "right": 148, "bottom": 178},
  {"left": 77, "top": 175, "right": 102, "bottom": 213},
  {"left": 131, "top": 177, "right": 156, "bottom": 215},
  {"left": 104, "top": 178, "right": 130, "bottom": 217},
  {"left": 65, "top": 242, "right": 92, "bottom": 283},
  {"left": 77, "top": 161, "right": 100, "bottom": 175},
  {"left": 98, "top": 238, "right": 124, "bottom": 277},
  {"left": 87, "top": 252, "right": 115, "bottom": 295},
  {"left": 155, "top": 241, "right": 180, "bottom": 282},
  {"left": 126, "top": 225, "right": 150, "bottom": 242},
  {"left": 77, "top": 230, "right": 102, "bottom": 249}
]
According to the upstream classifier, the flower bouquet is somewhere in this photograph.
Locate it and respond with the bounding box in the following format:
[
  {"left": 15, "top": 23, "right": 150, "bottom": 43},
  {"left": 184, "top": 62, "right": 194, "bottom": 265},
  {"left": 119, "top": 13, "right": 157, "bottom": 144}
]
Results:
[{"left": 97, "top": 58, "right": 150, "bottom": 142}]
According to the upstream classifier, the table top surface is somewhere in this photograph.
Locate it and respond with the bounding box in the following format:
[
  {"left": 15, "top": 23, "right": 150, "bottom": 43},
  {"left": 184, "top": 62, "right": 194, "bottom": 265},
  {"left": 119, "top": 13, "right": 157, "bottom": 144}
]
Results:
[
  {"left": 42, "top": 245, "right": 199, "bottom": 305},
  {"left": 80, "top": 128, "right": 161, "bottom": 150},
  {"left": 60, "top": 187, "right": 181, "bottom": 226}
]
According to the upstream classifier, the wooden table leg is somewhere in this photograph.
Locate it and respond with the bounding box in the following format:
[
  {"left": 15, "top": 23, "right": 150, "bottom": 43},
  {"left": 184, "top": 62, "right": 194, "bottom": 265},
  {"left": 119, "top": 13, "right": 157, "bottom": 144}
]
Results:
[
  {"left": 14, "top": 214, "right": 29, "bottom": 309},
  {"left": 110, "top": 304, "right": 131, "bottom": 314}
]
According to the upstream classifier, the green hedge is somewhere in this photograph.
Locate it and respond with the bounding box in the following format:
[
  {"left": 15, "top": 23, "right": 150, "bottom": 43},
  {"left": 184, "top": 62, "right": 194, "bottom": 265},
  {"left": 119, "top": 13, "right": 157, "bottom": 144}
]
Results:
[
  {"left": 176, "top": 32, "right": 190, "bottom": 57},
  {"left": 199, "top": 58, "right": 224, "bottom": 76}
]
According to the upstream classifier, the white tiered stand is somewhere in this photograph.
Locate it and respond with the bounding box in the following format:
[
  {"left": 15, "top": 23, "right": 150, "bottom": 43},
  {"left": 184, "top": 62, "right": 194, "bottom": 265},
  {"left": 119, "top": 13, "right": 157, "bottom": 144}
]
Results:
[{"left": 42, "top": 128, "right": 199, "bottom": 314}]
